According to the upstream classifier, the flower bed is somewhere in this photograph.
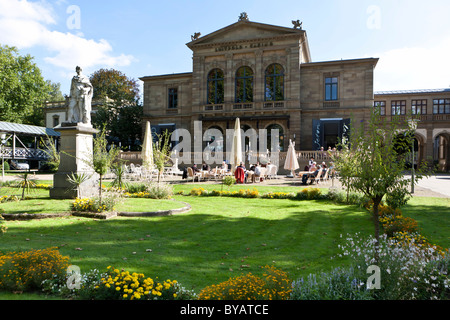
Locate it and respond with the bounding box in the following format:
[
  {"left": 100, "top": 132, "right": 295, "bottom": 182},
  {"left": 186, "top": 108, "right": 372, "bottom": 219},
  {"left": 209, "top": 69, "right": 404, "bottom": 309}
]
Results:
[{"left": 0, "top": 247, "right": 69, "bottom": 292}]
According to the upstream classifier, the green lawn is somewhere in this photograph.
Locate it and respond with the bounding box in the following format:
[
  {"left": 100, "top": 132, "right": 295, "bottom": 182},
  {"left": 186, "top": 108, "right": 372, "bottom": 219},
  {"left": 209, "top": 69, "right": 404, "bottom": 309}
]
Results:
[{"left": 1, "top": 182, "right": 449, "bottom": 298}]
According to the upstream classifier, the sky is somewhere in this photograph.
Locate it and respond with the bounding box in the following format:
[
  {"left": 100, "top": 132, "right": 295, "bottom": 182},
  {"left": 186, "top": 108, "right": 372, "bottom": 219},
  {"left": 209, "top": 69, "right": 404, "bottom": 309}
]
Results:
[{"left": 1, "top": 0, "right": 450, "bottom": 98}]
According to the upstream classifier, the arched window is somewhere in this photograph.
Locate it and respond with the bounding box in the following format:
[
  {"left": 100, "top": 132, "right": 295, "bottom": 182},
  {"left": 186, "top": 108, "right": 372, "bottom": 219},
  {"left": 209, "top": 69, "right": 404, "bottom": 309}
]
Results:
[
  {"left": 265, "top": 64, "right": 284, "bottom": 101},
  {"left": 205, "top": 125, "right": 224, "bottom": 152},
  {"left": 266, "top": 124, "right": 285, "bottom": 152},
  {"left": 207, "top": 69, "right": 224, "bottom": 105},
  {"left": 235, "top": 66, "right": 253, "bottom": 103}
]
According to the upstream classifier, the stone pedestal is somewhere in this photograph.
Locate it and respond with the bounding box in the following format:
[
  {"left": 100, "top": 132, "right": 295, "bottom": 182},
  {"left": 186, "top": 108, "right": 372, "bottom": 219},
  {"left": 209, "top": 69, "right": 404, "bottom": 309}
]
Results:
[{"left": 50, "top": 123, "right": 99, "bottom": 199}]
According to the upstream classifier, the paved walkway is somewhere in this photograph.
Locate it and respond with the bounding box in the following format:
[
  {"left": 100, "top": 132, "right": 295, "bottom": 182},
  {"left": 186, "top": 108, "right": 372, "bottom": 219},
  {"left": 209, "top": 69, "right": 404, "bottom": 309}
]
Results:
[
  {"left": 2, "top": 172, "right": 449, "bottom": 199},
  {"left": 415, "top": 174, "right": 450, "bottom": 198}
]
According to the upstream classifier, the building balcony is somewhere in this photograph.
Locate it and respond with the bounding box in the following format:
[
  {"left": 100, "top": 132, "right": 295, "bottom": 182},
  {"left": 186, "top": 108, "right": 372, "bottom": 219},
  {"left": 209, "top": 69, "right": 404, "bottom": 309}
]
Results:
[
  {"left": 203, "top": 101, "right": 286, "bottom": 112},
  {"left": 381, "top": 114, "right": 450, "bottom": 123}
]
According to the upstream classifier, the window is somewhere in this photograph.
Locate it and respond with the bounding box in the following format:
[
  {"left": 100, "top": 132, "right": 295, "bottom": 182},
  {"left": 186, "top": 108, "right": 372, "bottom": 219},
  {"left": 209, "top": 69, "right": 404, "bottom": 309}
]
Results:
[
  {"left": 412, "top": 99, "right": 427, "bottom": 115},
  {"left": 391, "top": 100, "right": 406, "bottom": 115},
  {"left": 235, "top": 66, "right": 253, "bottom": 103},
  {"left": 265, "top": 64, "right": 284, "bottom": 101},
  {"left": 207, "top": 69, "right": 224, "bottom": 105},
  {"left": 168, "top": 88, "right": 178, "bottom": 109},
  {"left": 52, "top": 115, "right": 60, "bottom": 127},
  {"left": 433, "top": 99, "right": 450, "bottom": 114},
  {"left": 325, "top": 77, "right": 338, "bottom": 101},
  {"left": 266, "top": 124, "right": 284, "bottom": 152},
  {"left": 374, "top": 101, "right": 386, "bottom": 115}
]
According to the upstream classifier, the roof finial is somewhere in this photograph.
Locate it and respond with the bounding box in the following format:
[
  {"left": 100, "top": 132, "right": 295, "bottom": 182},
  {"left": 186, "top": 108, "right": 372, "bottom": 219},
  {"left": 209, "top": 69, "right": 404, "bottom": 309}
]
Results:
[
  {"left": 238, "top": 12, "right": 249, "bottom": 21},
  {"left": 292, "top": 20, "right": 303, "bottom": 30}
]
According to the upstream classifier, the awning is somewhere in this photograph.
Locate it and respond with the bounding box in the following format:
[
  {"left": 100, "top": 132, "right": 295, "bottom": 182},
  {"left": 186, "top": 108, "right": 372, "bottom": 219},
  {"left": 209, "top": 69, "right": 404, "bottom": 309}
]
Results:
[{"left": 0, "top": 121, "right": 60, "bottom": 137}]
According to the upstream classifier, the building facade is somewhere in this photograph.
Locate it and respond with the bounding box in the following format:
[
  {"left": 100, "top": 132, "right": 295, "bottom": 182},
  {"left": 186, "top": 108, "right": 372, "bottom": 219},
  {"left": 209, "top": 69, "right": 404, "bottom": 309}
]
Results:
[
  {"left": 141, "top": 15, "right": 450, "bottom": 171},
  {"left": 374, "top": 89, "right": 450, "bottom": 171}
]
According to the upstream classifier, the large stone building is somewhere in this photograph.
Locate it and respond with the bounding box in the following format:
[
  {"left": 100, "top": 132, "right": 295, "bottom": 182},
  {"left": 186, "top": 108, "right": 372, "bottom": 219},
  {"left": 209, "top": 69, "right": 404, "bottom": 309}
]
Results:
[{"left": 140, "top": 14, "right": 450, "bottom": 171}]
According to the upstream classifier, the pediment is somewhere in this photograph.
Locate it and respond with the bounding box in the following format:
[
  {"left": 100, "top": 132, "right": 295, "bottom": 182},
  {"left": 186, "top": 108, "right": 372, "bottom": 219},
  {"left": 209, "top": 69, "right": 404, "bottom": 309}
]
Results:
[{"left": 187, "top": 20, "right": 304, "bottom": 49}]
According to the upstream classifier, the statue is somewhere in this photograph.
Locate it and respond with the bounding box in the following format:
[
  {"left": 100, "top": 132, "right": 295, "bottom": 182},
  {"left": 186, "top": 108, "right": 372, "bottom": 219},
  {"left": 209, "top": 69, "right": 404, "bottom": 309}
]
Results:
[
  {"left": 191, "top": 32, "right": 201, "bottom": 41},
  {"left": 238, "top": 12, "right": 249, "bottom": 21},
  {"left": 292, "top": 20, "right": 303, "bottom": 30},
  {"left": 67, "top": 66, "right": 94, "bottom": 126}
]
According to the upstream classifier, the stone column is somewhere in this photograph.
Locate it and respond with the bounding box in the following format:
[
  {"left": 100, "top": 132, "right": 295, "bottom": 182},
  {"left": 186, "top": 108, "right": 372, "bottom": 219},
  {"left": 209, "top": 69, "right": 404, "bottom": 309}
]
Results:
[{"left": 50, "top": 124, "right": 99, "bottom": 199}]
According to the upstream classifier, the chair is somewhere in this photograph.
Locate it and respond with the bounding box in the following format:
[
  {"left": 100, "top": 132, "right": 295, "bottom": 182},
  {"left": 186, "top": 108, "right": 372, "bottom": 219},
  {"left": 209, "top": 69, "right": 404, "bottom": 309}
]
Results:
[
  {"left": 313, "top": 168, "right": 323, "bottom": 184},
  {"left": 267, "top": 165, "right": 278, "bottom": 179},
  {"left": 234, "top": 167, "right": 245, "bottom": 184},
  {"left": 321, "top": 169, "right": 329, "bottom": 183},
  {"left": 187, "top": 167, "right": 201, "bottom": 182},
  {"left": 205, "top": 167, "right": 220, "bottom": 181}
]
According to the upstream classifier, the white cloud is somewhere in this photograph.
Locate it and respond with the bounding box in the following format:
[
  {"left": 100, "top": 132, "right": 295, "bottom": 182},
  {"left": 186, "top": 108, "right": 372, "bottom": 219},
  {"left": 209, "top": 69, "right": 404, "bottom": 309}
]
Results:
[
  {"left": 0, "top": 0, "right": 135, "bottom": 71},
  {"left": 373, "top": 37, "right": 450, "bottom": 91}
]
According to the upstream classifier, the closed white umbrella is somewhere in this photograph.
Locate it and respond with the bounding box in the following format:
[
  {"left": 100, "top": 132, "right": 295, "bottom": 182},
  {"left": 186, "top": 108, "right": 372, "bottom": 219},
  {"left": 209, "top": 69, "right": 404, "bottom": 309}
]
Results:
[
  {"left": 284, "top": 139, "right": 299, "bottom": 177},
  {"left": 230, "top": 118, "right": 242, "bottom": 172},
  {"left": 141, "top": 121, "right": 154, "bottom": 170}
]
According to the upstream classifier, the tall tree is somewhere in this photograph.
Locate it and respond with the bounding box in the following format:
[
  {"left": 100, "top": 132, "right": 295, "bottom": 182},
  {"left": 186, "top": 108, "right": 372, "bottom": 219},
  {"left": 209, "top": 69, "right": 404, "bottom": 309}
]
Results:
[
  {"left": 89, "top": 68, "right": 140, "bottom": 103},
  {"left": 0, "top": 45, "right": 51, "bottom": 125},
  {"left": 90, "top": 68, "right": 143, "bottom": 150},
  {"left": 46, "top": 80, "right": 65, "bottom": 102}
]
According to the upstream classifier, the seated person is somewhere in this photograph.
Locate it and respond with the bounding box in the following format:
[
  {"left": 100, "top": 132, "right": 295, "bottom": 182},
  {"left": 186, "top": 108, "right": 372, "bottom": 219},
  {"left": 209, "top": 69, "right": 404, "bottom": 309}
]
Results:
[
  {"left": 192, "top": 164, "right": 200, "bottom": 173},
  {"left": 221, "top": 161, "right": 229, "bottom": 171},
  {"left": 301, "top": 162, "right": 317, "bottom": 185},
  {"left": 252, "top": 162, "right": 262, "bottom": 183},
  {"left": 237, "top": 162, "right": 248, "bottom": 183},
  {"left": 202, "top": 162, "right": 210, "bottom": 172}
]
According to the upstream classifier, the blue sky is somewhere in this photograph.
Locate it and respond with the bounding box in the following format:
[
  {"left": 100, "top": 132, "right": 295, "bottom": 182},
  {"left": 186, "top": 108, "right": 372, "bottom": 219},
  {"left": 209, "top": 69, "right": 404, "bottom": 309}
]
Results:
[{"left": 1, "top": 0, "right": 450, "bottom": 97}]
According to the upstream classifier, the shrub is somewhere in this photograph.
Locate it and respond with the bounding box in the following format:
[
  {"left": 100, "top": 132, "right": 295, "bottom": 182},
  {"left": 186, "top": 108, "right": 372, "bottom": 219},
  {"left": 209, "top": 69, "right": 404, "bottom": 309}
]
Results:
[
  {"left": 72, "top": 192, "right": 122, "bottom": 213},
  {"left": 0, "top": 247, "right": 69, "bottom": 292},
  {"left": 146, "top": 182, "right": 173, "bottom": 199},
  {"left": 222, "top": 176, "right": 236, "bottom": 188},
  {"left": 291, "top": 267, "right": 372, "bottom": 300},
  {"left": 380, "top": 214, "right": 418, "bottom": 237},
  {"left": 124, "top": 182, "right": 148, "bottom": 194},
  {"left": 262, "top": 192, "right": 294, "bottom": 199},
  {"left": 0, "top": 214, "right": 7, "bottom": 235},
  {"left": 337, "top": 233, "right": 449, "bottom": 300},
  {"left": 92, "top": 266, "right": 187, "bottom": 300},
  {"left": 0, "top": 195, "right": 19, "bottom": 203},
  {"left": 198, "top": 266, "right": 291, "bottom": 300},
  {"left": 190, "top": 187, "right": 208, "bottom": 196}
]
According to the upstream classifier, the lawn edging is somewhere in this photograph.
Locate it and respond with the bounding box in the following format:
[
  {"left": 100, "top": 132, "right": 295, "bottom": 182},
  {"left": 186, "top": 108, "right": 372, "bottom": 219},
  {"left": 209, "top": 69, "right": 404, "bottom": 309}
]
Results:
[
  {"left": 2, "top": 200, "right": 192, "bottom": 220},
  {"left": 118, "top": 200, "right": 192, "bottom": 217}
]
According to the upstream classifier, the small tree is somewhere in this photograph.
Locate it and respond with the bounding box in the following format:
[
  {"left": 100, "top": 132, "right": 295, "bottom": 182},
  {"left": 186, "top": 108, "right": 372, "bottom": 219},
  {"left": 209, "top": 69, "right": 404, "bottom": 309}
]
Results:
[
  {"left": 15, "top": 172, "right": 37, "bottom": 200},
  {"left": 331, "top": 109, "right": 430, "bottom": 256},
  {"left": 111, "top": 162, "right": 126, "bottom": 189},
  {"left": 85, "top": 128, "right": 120, "bottom": 201},
  {"left": 40, "top": 134, "right": 60, "bottom": 172},
  {"left": 153, "top": 130, "right": 172, "bottom": 184},
  {"left": 66, "top": 172, "right": 92, "bottom": 199}
]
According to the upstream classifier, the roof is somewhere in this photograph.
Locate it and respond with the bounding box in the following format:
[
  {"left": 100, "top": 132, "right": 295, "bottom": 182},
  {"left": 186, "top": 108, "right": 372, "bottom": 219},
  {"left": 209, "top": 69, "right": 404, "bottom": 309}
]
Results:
[
  {"left": 375, "top": 88, "right": 450, "bottom": 95},
  {"left": 0, "top": 121, "right": 60, "bottom": 137},
  {"left": 302, "top": 57, "right": 379, "bottom": 67},
  {"left": 186, "top": 19, "right": 306, "bottom": 48},
  {"left": 139, "top": 72, "right": 193, "bottom": 82}
]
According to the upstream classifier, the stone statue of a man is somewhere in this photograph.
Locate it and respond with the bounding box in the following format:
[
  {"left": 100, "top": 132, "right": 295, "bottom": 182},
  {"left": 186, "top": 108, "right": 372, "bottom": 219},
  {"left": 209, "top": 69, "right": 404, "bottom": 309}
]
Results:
[{"left": 67, "top": 66, "right": 94, "bottom": 125}]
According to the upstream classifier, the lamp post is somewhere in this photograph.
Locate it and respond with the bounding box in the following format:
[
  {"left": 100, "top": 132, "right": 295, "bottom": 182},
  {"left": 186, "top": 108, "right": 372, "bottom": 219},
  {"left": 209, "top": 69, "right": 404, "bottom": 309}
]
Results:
[
  {"left": 408, "top": 119, "right": 419, "bottom": 194},
  {"left": 0, "top": 132, "right": 6, "bottom": 182}
]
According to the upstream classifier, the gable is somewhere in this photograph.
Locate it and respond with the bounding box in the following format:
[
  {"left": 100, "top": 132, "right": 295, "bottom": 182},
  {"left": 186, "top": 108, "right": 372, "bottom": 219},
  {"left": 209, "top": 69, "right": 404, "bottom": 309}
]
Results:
[{"left": 187, "top": 20, "right": 305, "bottom": 49}]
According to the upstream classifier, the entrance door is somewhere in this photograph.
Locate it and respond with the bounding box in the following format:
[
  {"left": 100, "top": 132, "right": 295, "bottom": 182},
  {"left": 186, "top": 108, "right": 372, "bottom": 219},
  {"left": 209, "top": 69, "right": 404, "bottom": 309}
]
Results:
[{"left": 312, "top": 118, "right": 350, "bottom": 150}]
